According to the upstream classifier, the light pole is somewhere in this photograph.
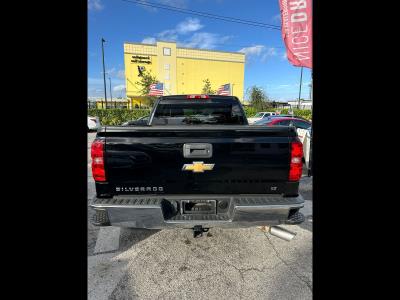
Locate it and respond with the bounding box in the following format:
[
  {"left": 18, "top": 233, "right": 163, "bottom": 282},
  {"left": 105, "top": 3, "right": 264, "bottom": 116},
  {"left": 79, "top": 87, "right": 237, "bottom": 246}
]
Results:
[
  {"left": 297, "top": 66, "right": 303, "bottom": 109},
  {"left": 109, "top": 77, "right": 112, "bottom": 101},
  {"left": 101, "top": 38, "right": 108, "bottom": 109}
]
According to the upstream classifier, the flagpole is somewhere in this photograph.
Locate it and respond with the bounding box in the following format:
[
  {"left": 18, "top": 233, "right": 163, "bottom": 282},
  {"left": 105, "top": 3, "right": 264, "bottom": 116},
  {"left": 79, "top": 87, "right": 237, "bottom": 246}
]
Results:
[{"left": 297, "top": 66, "right": 303, "bottom": 109}]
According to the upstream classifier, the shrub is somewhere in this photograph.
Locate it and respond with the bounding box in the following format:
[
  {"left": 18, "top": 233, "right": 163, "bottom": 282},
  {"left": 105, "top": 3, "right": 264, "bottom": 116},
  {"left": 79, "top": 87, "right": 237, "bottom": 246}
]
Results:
[
  {"left": 88, "top": 108, "right": 151, "bottom": 126},
  {"left": 280, "top": 108, "right": 312, "bottom": 120},
  {"left": 88, "top": 107, "right": 312, "bottom": 126},
  {"left": 243, "top": 106, "right": 259, "bottom": 117}
]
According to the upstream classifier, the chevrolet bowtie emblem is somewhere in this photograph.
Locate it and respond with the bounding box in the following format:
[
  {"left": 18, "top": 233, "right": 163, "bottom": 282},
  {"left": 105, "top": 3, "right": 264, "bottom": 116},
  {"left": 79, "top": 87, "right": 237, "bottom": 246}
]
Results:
[{"left": 182, "top": 161, "right": 215, "bottom": 173}]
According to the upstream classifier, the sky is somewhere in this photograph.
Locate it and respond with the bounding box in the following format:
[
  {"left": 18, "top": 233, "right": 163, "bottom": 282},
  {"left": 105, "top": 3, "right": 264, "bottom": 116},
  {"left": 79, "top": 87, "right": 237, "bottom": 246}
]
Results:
[{"left": 88, "top": 0, "right": 312, "bottom": 101}]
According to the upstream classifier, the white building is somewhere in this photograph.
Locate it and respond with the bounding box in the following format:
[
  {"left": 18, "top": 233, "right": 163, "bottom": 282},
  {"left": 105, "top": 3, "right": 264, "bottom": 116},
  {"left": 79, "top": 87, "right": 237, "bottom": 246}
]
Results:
[{"left": 287, "top": 100, "right": 312, "bottom": 110}]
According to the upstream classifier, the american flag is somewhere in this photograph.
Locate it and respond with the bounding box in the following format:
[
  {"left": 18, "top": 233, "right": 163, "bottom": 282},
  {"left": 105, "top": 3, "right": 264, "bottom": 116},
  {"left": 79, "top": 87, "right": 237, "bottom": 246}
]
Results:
[
  {"left": 149, "top": 82, "right": 164, "bottom": 96},
  {"left": 217, "top": 83, "right": 231, "bottom": 95}
]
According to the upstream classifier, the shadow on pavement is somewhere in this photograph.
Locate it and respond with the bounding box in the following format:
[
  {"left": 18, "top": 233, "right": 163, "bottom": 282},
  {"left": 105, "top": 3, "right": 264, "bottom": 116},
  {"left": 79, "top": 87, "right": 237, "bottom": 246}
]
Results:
[{"left": 119, "top": 228, "right": 161, "bottom": 252}]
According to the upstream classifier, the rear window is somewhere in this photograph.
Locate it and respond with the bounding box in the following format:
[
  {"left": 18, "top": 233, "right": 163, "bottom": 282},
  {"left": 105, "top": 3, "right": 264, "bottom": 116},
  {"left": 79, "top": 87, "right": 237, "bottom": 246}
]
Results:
[
  {"left": 151, "top": 102, "right": 246, "bottom": 125},
  {"left": 276, "top": 120, "right": 291, "bottom": 126},
  {"left": 293, "top": 120, "right": 311, "bottom": 129}
]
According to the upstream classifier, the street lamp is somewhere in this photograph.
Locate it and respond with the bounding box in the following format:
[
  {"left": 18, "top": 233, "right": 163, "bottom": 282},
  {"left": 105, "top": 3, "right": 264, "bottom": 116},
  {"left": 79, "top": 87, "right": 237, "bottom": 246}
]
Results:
[
  {"left": 297, "top": 67, "right": 303, "bottom": 109},
  {"left": 101, "top": 38, "right": 108, "bottom": 109},
  {"left": 109, "top": 77, "right": 112, "bottom": 101}
]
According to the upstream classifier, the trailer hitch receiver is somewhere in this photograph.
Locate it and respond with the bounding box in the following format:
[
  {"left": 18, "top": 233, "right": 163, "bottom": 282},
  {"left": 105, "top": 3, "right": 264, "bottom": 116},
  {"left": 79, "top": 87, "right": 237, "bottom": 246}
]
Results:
[{"left": 193, "top": 225, "right": 209, "bottom": 238}]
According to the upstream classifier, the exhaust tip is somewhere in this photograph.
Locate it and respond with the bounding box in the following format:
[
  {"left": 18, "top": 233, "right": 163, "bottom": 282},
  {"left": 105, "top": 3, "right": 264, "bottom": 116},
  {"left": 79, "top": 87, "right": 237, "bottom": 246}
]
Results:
[
  {"left": 269, "top": 226, "right": 296, "bottom": 241},
  {"left": 258, "top": 225, "right": 296, "bottom": 241}
]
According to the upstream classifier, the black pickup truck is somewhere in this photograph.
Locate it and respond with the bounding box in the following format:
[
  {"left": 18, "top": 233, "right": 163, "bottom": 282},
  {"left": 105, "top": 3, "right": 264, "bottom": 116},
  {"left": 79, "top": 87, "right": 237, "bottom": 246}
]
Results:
[{"left": 90, "top": 95, "right": 304, "bottom": 234}]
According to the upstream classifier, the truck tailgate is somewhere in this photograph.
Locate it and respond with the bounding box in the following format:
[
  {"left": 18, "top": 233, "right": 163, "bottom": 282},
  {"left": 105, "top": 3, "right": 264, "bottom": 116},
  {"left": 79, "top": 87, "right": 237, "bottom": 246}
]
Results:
[{"left": 97, "top": 126, "right": 298, "bottom": 196}]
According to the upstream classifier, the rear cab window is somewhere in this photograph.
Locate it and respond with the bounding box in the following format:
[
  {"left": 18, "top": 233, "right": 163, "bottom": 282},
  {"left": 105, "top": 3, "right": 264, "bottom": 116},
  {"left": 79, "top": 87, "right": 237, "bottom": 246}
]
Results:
[{"left": 150, "top": 96, "right": 247, "bottom": 125}]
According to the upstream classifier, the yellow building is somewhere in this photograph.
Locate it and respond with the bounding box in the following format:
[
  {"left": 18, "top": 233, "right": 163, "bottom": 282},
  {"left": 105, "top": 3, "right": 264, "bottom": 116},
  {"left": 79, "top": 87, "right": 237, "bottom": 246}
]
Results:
[{"left": 124, "top": 41, "right": 245, "bottom": 107}]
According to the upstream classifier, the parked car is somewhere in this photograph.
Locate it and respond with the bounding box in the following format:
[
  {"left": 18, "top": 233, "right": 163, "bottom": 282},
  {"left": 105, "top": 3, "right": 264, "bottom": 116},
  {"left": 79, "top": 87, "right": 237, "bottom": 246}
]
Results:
[
  {"left": 253, "top": 115, "right": 309, "bottom": 124},
  {"left": 90, "top": 95, "right": 305, "bottom": 237},
  {"left": 247, "top": 111, "right": 277, "bottom": 124},
  {"left": 122, "top": 116, "right": 149, "bottom": 126},
  {"left": 301, "top": 127, "right": 312, "bottom": 176},
  {"left": 254, "top": 116, "right": 310, "bottom": 128},
  {"left": 88, "top": 116, "right": 100, "bottom": 131},
  {"left": 254, "top": 117, "right": 311, "bottom": 171}
]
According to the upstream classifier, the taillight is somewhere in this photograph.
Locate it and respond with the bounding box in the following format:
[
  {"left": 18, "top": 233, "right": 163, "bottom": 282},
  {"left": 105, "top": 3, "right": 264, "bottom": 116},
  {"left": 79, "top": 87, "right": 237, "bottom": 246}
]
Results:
[
  {"left": 186, "top": 94, "right": 210, "bottom": 99},
  {"left": 289, "top": 140, "right": 303, "bottom": 181},
  {"left": 91, "top": 139, "right": 106, "bottom": 182}
]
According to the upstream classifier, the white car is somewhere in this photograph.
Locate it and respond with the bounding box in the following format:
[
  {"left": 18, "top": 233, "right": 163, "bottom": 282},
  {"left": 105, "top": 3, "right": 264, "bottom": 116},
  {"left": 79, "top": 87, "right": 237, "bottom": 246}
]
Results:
[
  {"left": 247, "top": 112, "right": 277, "bottom": 124},
  {"left": 297, "top": 127, "right": 312, "bottom": 176},
  {"left": 88, "top": 116, "right": 101, "bottom": 131}
]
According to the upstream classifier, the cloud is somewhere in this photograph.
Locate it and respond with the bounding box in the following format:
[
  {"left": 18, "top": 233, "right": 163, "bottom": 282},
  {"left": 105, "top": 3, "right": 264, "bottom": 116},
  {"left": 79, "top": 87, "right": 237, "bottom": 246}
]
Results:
[
  {"left": 239, "top": 45, "right": 265, "bottom": 56},
  {"left": 113, "top": 84, "right": 126, "bottom": 92},
  {"left": 88, "top": 0, "right": 104, "bottom": 11},
  {"left": 157, "top": 29, "right": 179, "bottom": 41},
  {"left": 105, "top": 68, "right": 126, "bottom": 79},
  {"left": 137, "top": 0, "right": 187, "bottom": 12},
  {"left": 117, "top": 70, "right": 125, "bottom": 79},
  {"left": 141, "top": 37, "right": 156, "bottom": 44},
  {"left": 159, "top": 0, "right": 187, "bottom": 8},
  {"left": 281, "top": 52, "right": 288, "bottom": 60},
  {"left": 261, "top": 47, "right": 277, "bottom": 62},
  {"left": 272, "top": 13, "right": 281, "bottom": 24},
  {"left": 139, "top": 18, "right": 230, "bottom": 50},
  {"left": 176, "top": 18, "right": 204, "bottom": 34},
  {"left": 88, "top": 77, "right": 104, "bottom": 85},
  {"left": 181, "top": 32, "right": 231, "bottom": 49},
  {"left": 239, "top": 45, "right": 277, "bottom": 63},
  {"left": 135, "top": 0, "right": 158, "bottom": 12},
  {"left": 152, "top": 18, "right": 203, "bottom": 42}
]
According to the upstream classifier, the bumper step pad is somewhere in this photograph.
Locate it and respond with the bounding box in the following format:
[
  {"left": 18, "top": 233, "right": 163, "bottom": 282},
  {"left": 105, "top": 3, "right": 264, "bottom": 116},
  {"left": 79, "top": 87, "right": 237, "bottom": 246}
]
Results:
[
  {"left": 92, "top": 209, "right": 111, "bottom": 226},
  {"left": 285, "top": 210, "right": 305, "bottom": 225}
]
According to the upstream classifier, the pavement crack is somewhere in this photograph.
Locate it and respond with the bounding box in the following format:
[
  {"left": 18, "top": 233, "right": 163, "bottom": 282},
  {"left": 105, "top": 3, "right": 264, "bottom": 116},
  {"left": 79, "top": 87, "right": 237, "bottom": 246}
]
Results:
[{"left": 265, "top": 233, "right": 313, "bottom": 292}]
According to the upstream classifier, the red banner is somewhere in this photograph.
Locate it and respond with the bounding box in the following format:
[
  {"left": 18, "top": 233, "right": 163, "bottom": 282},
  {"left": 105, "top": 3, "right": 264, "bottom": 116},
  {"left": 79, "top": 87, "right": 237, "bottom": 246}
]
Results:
[{"left": 279, "top": 0, "right": 312, "bottom": 68}]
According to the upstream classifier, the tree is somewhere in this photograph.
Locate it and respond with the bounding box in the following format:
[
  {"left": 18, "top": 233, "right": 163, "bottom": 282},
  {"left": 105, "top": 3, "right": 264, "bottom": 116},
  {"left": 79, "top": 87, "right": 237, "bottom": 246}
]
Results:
[
  {"left": 135, "top": 69, "right": 158, "bottom": 107},
  {"left": 246, "top": 86, "right": 272, "bottom": 111},
  {"left": 135, "top": 69, "right": 158, "bottom": 95},
  {"left": 201, "top": 78, "right": 216, "bottom": 94}
]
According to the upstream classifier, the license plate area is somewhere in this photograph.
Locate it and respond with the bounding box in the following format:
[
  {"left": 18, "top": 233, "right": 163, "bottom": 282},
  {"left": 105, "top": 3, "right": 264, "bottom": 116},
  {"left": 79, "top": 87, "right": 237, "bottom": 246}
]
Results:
[{"left": 181, "top": 200, "right": 216, "bottom": 214}]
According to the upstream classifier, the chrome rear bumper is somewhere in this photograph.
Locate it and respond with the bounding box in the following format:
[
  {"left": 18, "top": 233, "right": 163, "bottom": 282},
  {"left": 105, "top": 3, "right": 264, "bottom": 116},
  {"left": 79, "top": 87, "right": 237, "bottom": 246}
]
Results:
[{"left": 90, "top": 194, "right": 304, "bottom": 228}]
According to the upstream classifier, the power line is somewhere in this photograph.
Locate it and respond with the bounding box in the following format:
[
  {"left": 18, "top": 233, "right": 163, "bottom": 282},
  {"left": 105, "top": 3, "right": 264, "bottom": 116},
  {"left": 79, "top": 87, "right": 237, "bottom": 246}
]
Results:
[{"left": 122, "top": 0, "right": 281, "bottom": 30}]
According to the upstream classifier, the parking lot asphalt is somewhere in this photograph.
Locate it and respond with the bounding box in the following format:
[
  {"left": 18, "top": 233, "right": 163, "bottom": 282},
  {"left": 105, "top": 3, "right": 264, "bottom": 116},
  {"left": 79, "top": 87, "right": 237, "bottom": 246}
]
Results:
[{"left": 87, "top": 132, "right": 312, "bottom": 300}]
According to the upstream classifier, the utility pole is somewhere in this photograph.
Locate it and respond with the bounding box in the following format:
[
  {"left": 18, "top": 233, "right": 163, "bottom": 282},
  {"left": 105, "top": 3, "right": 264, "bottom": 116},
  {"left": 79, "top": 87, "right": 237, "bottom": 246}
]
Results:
[
  {"left": 101, "top": 38, "right": 108, "bottom": 109},
  {"left": 297, "top": 66, "right": 303, "bottom": 109}
]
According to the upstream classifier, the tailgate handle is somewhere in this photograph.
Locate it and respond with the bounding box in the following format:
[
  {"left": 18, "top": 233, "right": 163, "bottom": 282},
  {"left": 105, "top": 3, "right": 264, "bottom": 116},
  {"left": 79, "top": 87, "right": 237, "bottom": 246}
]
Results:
[{"left": 183, "top": 143, "right": 213, "bottom": 158}]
